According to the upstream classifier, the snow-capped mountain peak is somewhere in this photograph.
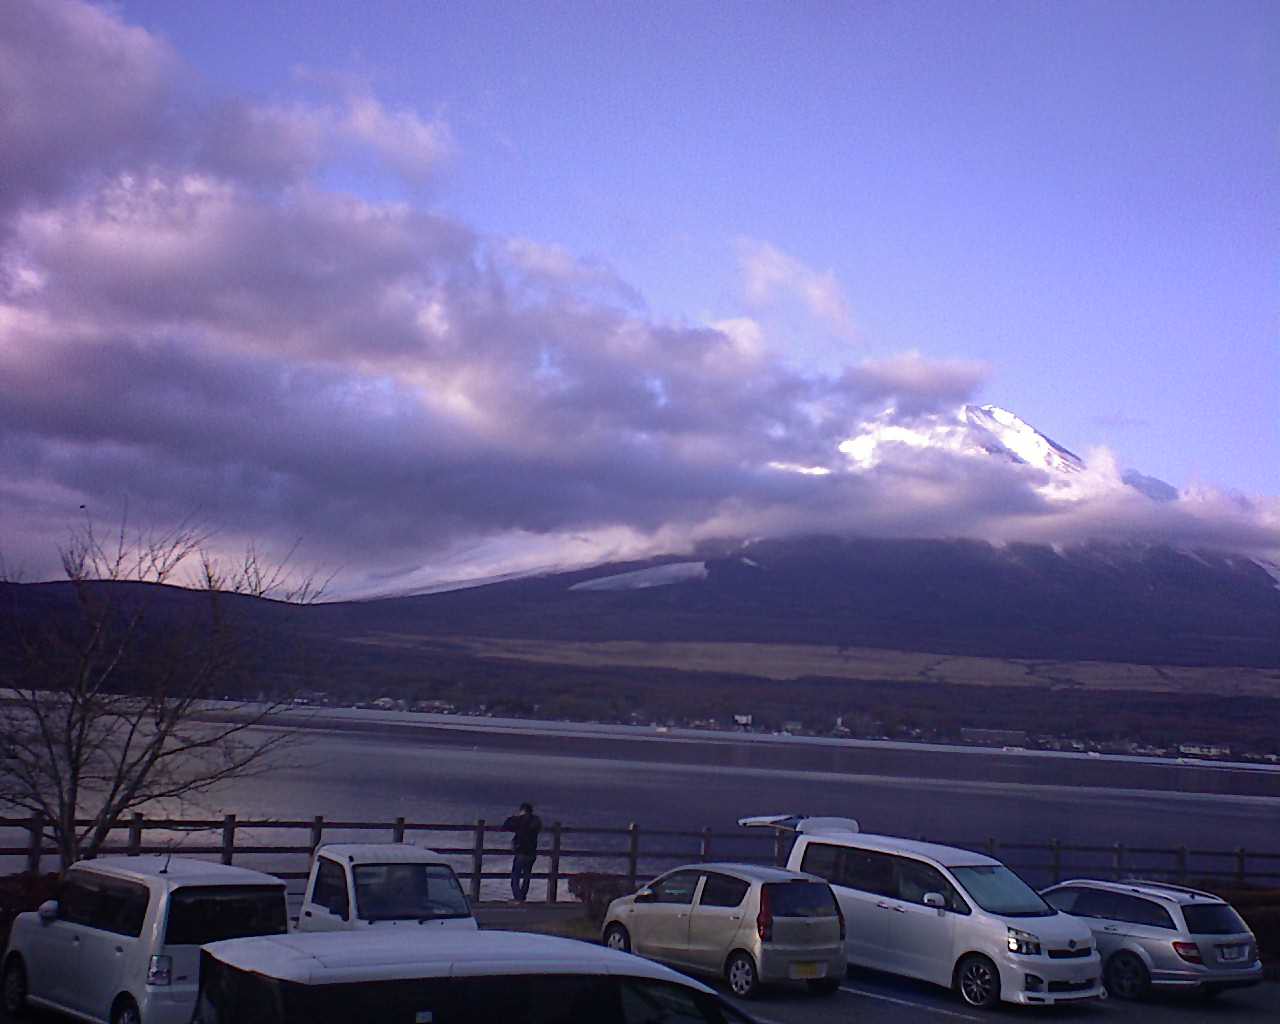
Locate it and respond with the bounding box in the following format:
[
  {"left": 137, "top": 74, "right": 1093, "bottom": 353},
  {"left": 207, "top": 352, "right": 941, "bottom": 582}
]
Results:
[{"left": 960, "top": 404, "right": 1085, "bottom": 475}]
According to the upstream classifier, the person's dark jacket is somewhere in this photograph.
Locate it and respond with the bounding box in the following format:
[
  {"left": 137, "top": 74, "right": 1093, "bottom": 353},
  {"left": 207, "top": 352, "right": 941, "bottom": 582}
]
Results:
[{"left": 502, "top": 812, "right": 542, "bottom": 855}]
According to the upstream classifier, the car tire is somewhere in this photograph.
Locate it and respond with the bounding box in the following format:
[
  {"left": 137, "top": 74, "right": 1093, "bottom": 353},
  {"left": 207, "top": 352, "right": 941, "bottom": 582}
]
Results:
[
  {"left": 1105, "top": 951, "right": 1151, "bottom": 1001},
  {"left": 2, "top": 956, "right": 28, "bottom": 1017},
  {"left": 807, "top": 978, "right": 841, "bottom": 996},
  {"left": 955, "top": 953, "right": 1001, "bottom": 1009},
  {"left": 725, "top": 951, "right": 760, "bottom": 999},
  {"left": 603, "top": 923, "right": 631, "bottom": 953},
  {"left": 111, "top": 996, "right": 142, "bottom": 1024}
]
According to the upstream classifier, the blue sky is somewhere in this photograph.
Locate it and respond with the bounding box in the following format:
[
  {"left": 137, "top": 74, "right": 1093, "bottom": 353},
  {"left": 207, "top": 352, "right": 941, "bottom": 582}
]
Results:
[
  {"left": 1, "top": 1, "right": 1276, "bottom": 590},
  {"left": 121, "top": 0, "right": 1277, "bottom": 489}
]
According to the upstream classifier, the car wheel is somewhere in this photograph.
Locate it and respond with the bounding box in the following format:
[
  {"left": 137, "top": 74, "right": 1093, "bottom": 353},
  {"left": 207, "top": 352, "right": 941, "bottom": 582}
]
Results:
[
  {"left": 806, "top": 978, "right": 841, "bottom": 996},
  {"left": 603, "top": 923, "right": 631, "bottom": 953},
  {"left": 725, "top": 951, "right": 760, "bottom": 999},
  {"left": 955, "top": 954, "right": 1001, "bottom": 1009},
  {"left": 2, "top": 956, "right": 27, "bottom": 1017},
  {"left": 111, "top": 996, "right": 142, "bottom": 1024},
  {"left": 1105, "top": 951, "right": 1150, "bottom": 1001}
]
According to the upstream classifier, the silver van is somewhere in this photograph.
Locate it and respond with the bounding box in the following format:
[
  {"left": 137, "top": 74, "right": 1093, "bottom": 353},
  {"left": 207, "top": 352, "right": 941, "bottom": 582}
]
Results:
[
  {"left": 1041, "top": 879, "right": 1263, "bottom": 998},
  {"left": 193, "top": 928, "right": 760, "bottom": 1023},
  {"left": 2, "top": 855, "right": 287, "bottom": 1024},
  {"left": 601, "top": 862, "right": 846, "bottom": 998},
  {"left": 742, "top": 815, "right": 1103, "bottom": 1009}
]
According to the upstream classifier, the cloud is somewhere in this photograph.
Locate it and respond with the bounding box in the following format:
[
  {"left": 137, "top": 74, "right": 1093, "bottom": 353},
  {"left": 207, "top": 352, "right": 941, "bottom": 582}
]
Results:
[
  {"left": 737, "top": 238, "right": 856, "bottom": 338},
  {"left": 0, "top": 1, "right": 1277, "bottom": 593}
]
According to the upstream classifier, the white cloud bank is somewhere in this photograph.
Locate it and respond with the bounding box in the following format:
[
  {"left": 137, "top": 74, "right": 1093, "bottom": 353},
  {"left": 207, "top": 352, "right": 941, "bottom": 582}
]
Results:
[{"left": 0, "top": 0, "right": 1276, "bottom": 594}]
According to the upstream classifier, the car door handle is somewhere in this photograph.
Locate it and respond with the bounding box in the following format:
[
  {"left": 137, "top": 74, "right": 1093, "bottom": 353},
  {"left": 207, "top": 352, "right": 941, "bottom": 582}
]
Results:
[
  {"left": 115, "top": 946, "right": 124, "bottom": 954},
  {"left": 304, "top": 910, "right": 313, "bottom": 917}
]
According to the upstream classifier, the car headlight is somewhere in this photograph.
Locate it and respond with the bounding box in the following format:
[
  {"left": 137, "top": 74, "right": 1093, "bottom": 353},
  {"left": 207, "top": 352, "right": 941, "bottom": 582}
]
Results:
[{"left": 1007, "top": 927, "right": 1041, "bottom": 956}]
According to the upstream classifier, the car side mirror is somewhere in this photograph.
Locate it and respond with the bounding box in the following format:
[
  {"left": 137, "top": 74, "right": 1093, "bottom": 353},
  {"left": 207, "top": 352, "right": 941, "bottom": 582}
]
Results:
[
  {"left": 634, "top": 888, "right": 656, "bottom": 904},
  {"left": 37, "top": 899, "right": 58, "bottom": 922},
  {"left": 923, "top": 892, "right": 946, "bottom": 909}
]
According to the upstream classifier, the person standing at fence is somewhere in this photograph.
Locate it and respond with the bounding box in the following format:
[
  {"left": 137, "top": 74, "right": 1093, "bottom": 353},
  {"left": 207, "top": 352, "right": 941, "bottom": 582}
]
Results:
[{"left": 502, "top": 801, "right": 542, "bottom": 902}]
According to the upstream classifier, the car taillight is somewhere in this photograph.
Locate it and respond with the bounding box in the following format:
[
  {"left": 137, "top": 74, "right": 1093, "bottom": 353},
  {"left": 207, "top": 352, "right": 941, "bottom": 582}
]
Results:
[
  {"left": 835, "top": 899, "right": 846, "bottom": 941},
  {"left": 147, "top": 954, "right": 173, "bottom": 986},
  {"left": 756, "top": 886, "right": 773, "bottom": 942},
  {"left": 1173, "top": 941, "right": 1203, "bottom": 964}
]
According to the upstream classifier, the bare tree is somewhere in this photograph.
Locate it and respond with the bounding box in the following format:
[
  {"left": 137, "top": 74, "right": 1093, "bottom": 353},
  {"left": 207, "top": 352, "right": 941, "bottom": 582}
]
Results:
[{"left": 0, "top": 516, "right": 326, "bottom": 866}]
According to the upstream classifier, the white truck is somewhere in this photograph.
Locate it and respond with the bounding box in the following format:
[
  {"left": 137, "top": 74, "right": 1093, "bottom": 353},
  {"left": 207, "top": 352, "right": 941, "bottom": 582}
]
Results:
[{"left": 296, "top": 843, "right": 478, "bottom": 932}]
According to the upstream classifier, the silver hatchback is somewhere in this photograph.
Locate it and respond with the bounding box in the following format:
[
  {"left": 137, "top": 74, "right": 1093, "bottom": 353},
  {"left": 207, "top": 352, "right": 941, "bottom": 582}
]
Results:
[
  {"left": 602, "top": 863, "right": 847, "bottom": 999},
  {"left": 1041, "top": 879, "right": 1263, "bottom": 999}
]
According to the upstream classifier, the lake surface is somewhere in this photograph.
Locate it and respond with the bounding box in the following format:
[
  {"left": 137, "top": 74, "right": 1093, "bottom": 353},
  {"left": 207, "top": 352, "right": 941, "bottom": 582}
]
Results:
[{"left": 9, "top": 712, "right": 1279, "bottom": 891}]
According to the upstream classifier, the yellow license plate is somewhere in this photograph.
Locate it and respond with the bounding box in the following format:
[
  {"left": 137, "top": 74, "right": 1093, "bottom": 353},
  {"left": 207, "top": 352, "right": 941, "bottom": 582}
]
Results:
[{"left": 789, "top": 962, "right": 823, "bottom": 980}]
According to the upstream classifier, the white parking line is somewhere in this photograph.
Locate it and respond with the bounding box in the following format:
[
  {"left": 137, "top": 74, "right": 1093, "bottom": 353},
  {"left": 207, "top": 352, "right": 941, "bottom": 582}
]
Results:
[{"left": 839, "top": 985, "right": 984, "bottom": 1021}]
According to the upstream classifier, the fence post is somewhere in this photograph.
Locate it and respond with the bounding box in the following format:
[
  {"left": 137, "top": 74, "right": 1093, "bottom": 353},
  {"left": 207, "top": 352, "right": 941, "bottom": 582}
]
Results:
[
  {"left": 26, "top": 811, "right": 43, "bottom": 875},
  {"left": 1235, "top": 847, "right": 1246, "bottom": 887},
  {"left": 393, "top": 816, "right": 406, "bottom": 844},
  {"left": 221, "top": 814, "right": 236, "bottom": 865},
  {"left": 1112, "top": 842, "right": 1126, "bottom": 880},
  {"left": 985, "top": 837, "right": 998, "bottom": 858},
  {"left": 470, "top": 819, "right": 485, "bottom": 903},
  {"left": 1050, "top": 839, "right": 1062, "bottom": 883},
  {"left": 627, "top": 823, "right": 640, "bottom": 889},
  {"left": 127, "top": 813, "right": 144, "bottom": 856},
  {"left": 547, "top": 822, "right": 562, "bottom": 904},
  {"left": 700, "top": 827, "right": 712, "bottom": 863},
  {"left": 310, "top": 816, "right": 324, "bottom": 852},
  {"left": 1176, "top": 846, "right": 1188, "bottom": 882}
]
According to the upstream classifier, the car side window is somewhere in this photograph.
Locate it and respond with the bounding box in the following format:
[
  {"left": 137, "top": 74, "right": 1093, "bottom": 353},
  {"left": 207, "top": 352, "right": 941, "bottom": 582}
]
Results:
[
  {"left": 97, "top": 877, "right": 149, "bottom": 936},
  {"left": 698, "top": 873, "right": 749, "bottom": 908},
  {"left": 839, "top": 848, "right": 895, "bottom": 897},
  {"left": 1072, "top": 889, "right": 1121, "bottom": 920},
  {"left": 58, "top": 873, "right": 100, "bottom": 926},
  {"left": 799, "top": 842, "right": 841, "bottom": 883},
  {"left": 1113, "top": 894, "right": 1175, "bottom": 930},
  {"left": 313, "top": 858, "right": 349, "bottom": 917},
  {"left": 651, "top": 871, "right": 701, "bottom": 905},
  {"left": 1043, "top": 887, "right": 1080, "bottom": 913},
  {"left": 893, "top": 857, "right": 969, "bottom": 914}
]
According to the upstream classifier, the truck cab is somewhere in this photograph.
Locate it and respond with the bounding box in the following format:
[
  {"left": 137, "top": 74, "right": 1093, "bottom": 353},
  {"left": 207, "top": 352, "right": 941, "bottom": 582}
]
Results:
[{"left": 296, "top": 843, "right": 477, "bottom": 932}]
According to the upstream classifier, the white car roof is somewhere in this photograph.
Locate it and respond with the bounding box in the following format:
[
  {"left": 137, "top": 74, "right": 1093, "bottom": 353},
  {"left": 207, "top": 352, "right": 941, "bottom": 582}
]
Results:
[
  {"left": 674, "top": 862, "right": 825, "bottom": 884},
  {"left": 202, "top": 930, "right": 716, "bottom": 991},
  {"left": 69, "top": 855, "right": 285, "bottom": 890},
  {"left": 315, "top": 843, "right": 454, "bottom": 865},
  {"left": 801, "top": 832, "right": 1000, "bottom": 868}
]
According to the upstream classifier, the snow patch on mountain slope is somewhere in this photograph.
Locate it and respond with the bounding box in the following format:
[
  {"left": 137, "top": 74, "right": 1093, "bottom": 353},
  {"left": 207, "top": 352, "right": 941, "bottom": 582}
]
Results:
[{"left": 570, "top": 561, "right": 709, "bottom": 592}]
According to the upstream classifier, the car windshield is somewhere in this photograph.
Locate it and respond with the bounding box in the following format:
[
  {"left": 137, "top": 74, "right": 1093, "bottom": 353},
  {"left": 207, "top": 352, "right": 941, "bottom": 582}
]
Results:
[
  {"left": 1182, "top": 903, "right": 1249, "bottom": 935},
  {"left": 165, "top": 886, "right": 287, "bottom": 945},
  {"left": 353, "top": 863, "right": 470, "bottom": 921},
  {"left": 949, "top": 865, "right": 1054, "bottom": 917}
]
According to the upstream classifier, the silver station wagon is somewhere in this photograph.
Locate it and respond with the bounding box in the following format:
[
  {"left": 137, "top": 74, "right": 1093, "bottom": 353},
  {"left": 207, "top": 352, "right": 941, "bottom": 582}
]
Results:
[
  {"left": 1041, "top": 879, "right": 1263, "bottom": 999},
  {"left": 602, "top": 862, "right": 847, "bottom": 999}
]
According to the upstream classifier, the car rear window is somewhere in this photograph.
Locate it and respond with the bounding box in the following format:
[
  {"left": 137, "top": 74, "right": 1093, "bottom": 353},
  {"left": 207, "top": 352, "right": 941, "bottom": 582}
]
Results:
[
  {"left": 765, "top": 881, "right": 837, "bottom": 917},
  {"left": 166, "top": 885, "right": 288, "bottom": 945},
  {"left": 1182, "top": 903, "right": 1249, "bottom": 935}
]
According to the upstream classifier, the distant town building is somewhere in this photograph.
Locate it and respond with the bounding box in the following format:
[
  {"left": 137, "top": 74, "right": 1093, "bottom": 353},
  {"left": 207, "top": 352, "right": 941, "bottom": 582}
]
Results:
[{"left": 733, "top": 713, "right": 753, "bottom": 729}]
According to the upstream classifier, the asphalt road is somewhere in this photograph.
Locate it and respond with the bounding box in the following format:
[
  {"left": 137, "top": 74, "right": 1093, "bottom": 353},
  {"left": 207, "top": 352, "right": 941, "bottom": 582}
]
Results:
[{"left": 720, "top": 967, "right": 1280, "bottom": 1024}]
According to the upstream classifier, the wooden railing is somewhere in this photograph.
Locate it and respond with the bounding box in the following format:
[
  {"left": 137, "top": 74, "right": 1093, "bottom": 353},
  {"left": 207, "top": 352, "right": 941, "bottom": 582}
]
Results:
[{"left": 2, "top": 813, "right": 1277, "bottom": 901}]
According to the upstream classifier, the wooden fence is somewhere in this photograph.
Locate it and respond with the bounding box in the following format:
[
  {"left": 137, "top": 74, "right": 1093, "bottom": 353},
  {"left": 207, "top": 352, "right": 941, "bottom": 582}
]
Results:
[{"left": 2, "top": 813, "right": 1278, "bottom": 902}]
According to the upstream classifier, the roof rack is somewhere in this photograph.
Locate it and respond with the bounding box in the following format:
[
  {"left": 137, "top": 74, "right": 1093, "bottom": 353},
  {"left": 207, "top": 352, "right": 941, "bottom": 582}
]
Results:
[
  {"left": 1119, "top": 879, "right": 1220, "bottom": 901},
  {"left": 738, "top": 814, "right": 860, "bottom": 834}
]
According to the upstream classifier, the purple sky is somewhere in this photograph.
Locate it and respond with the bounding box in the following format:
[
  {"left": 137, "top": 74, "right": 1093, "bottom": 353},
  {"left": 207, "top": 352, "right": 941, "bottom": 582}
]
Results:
[{"left": 1, "top": 1, "right": 1276, "bottom": 594}]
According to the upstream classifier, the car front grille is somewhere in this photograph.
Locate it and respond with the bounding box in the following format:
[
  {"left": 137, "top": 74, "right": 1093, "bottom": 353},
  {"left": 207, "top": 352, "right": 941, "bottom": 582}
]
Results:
[
  {"left": 1048, "top": 978, "right": 1096, "bottom": 993},
  {"left": 1047, "top": 947, "right": 1092, "bottom": 959}
]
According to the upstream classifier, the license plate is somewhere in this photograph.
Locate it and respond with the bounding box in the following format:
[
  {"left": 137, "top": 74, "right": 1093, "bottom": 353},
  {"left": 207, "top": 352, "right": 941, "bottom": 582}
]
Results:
[
  {"left": 1219, "top": 945, "right": 1244, "bottom": 961},
  {"left": 789, "top": 962, "right": 824, "bottom": 980}
]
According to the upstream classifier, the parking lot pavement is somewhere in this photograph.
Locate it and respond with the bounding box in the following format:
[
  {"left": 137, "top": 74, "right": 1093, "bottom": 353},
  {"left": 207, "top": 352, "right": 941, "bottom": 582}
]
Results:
[{"left": 721, "top": 968, "right": 1280, "bottom": 1024}]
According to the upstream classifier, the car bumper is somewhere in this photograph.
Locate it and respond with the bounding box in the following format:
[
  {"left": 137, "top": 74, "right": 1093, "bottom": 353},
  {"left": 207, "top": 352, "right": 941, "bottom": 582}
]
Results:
[
  {"left": 139, "top": 984, "right": 199, "bottom": 1024},
  {"left": 1151, "top": 960, "right": 1264, "bottom": 990},
  {"left": 998, "top": 953, "right": 1104, "bottom": 1006},
  {"left": 757, "top": 945, "right": 847, "bottom": 984}
]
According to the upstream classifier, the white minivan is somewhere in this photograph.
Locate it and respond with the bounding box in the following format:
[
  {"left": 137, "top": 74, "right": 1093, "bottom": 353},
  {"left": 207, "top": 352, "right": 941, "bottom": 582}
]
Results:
[
  {"left": 741, "top": 815, "right": 1103, "bottom": 1009},
  {"left": 2, "top": 855, "right": 287, "bottom": 1024}
]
